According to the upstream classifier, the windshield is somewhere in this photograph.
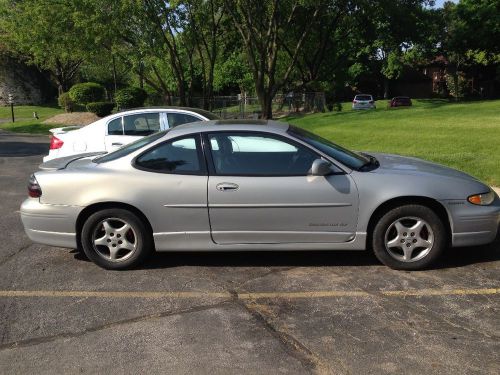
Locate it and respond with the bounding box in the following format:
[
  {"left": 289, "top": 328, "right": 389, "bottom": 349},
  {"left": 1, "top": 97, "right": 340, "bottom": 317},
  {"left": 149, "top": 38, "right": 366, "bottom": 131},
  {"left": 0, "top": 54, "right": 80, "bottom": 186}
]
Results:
[
  {"left": 288, "top": 126, "right": 370, "bottom": 170},
  {"left": 95, "top": 130, "right": 168, "bottom": 163},
  {"left": 355, "top": 95, "right": 372, "bottom": 101}
]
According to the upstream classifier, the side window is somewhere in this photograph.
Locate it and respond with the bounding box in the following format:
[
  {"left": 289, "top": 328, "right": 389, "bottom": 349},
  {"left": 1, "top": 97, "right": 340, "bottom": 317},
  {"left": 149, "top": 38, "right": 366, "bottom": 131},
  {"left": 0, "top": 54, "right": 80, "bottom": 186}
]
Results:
[
  {"left": 208, "top": 132, "right": 318, "bottom": 176},
  {"left": 167, "top": 113, "right": 201, "bottom": 128},
  {"left": 135, "top": 136, "right": 203, "bottom": 174},
  {"left": 108, "top": 117, "right": 123, "bottom": 135},
  {"left": 124, "top": 113, "right": 160, "bottom": 136}
]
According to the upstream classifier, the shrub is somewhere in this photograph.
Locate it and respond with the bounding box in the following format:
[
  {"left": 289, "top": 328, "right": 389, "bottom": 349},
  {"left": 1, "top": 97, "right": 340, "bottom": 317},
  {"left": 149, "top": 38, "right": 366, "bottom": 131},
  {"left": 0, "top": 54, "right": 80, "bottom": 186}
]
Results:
[
  {"left": 69, "top": 82, "right": 105, "bottom": 105},
  {"left": 86, "top": 102, "right": 115, "bottom": 117},
  {"left": 58, "top": 92, "right": 74, "bottom": 113},
  {"left": 115, "top": 86, "right": 148, "bottom": 109},
  {"left": 333, "top": 102, "right": 342, "bottom": 112},
  {"left": 446, "top": 72, "right": 468, "bottom": 100}
]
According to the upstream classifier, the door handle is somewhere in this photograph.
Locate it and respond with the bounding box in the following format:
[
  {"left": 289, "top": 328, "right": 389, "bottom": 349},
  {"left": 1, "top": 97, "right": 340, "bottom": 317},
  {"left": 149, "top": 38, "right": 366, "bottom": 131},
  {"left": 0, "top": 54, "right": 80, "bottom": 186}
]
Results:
[
  {"left": 216, "top": 182, "right": 239, "bottom": 191},
  {"left": 112, "top": 142, "right": 124, "bottom": 146}
]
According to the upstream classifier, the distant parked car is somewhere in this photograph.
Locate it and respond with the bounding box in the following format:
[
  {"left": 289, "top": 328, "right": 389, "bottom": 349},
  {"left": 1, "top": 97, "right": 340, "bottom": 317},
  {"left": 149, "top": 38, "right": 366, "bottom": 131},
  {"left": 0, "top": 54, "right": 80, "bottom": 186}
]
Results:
[
  {"left": 43, "top": 107, "right": 219, "bottom": 162},
  {"left": 352, "top": 94, "right": 376, "bottom": 110},
  {"left": 389, "top": 96, "right": 412, "bottom": 108}
]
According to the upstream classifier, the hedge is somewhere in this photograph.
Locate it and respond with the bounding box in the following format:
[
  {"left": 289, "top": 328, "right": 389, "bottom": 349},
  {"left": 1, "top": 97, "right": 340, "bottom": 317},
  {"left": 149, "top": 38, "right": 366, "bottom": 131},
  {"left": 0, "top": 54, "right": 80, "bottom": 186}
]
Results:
[
  {"left": 69, "top": 82, "right": 105, "bottom": 105},
  {"left": 86, "top": 102, "right": 115, "bottom": 117},
  {"left": 58, "top": 92, "right": 75, "bottom": 112},
  {"left": 115, "top": 86, "right": 148, "bottom": 109}
]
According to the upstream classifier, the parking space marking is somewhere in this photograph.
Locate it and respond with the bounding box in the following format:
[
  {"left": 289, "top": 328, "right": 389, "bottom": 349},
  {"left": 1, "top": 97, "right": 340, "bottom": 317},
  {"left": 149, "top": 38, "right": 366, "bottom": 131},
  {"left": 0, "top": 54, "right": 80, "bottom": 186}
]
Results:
[
  {"left": 0, "top": 290, "right": 231, "bottom": 299},
  {"left": 0, "top": 288, "right": 499, "bottom": 300}
]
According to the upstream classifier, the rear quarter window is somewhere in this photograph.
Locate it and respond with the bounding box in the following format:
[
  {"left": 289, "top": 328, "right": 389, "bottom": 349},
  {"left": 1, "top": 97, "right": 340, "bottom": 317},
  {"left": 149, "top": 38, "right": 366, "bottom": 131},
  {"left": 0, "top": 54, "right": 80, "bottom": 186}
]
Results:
[{"left": 107, "top": 117, "right": 123, "bottom": 135}]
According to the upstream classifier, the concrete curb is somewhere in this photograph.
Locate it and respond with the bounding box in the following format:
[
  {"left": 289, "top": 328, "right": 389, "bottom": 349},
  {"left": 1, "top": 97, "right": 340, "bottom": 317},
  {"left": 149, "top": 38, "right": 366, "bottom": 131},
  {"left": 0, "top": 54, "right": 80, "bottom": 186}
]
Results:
[{"left": 493, "top": 187, "right": 500, "bottom": 196}]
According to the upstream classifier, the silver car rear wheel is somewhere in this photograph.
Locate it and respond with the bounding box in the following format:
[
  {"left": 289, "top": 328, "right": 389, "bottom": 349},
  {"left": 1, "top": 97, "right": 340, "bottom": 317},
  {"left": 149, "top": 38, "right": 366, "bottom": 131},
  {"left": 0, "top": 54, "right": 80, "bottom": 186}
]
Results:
[
  {"left": 81, "top": 208, "right": 152, "bottom": 270},
  {"left": 92, "top": 218, "right": 138, "bottom": 262},
  {"left": 384, "top": 216, "right": 434, "bottom": 263}
]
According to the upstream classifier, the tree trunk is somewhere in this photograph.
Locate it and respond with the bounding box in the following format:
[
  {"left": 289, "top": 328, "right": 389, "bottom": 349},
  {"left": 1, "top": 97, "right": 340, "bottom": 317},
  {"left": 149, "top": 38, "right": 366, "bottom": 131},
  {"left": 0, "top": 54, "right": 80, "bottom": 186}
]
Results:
[
  {"left": 178, "top": 81, "right": 186, "bottom": 106},
  {"left": 263, "top": 97, "right": 273, "bottom": 119},
  {"left": 383, "top": 79, "right": 389, "bottom": 99},
  {"left": 258, "top": 91, "right": 274, "bottom": 119},
  {"left": 112, "top": 55, "right": 118, "bottom": 96}
]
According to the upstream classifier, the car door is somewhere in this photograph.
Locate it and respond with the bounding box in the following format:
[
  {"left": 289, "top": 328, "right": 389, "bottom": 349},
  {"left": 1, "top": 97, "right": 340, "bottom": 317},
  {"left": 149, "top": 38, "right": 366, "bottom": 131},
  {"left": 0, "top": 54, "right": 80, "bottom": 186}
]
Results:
[
  {"left": 132, "top": 134, "right": 209, "bottom": 250},
  {"left": 104, "top": 112, "right": 161, "bottom": 152},
  {"left": 205, "top": 131, "right": 359, "bottom": 244}
]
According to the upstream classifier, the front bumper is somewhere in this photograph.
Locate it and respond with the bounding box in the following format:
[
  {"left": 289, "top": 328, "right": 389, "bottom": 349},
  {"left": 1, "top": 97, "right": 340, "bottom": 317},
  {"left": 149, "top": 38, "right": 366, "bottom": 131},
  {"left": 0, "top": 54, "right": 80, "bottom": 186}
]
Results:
[
  {"left": 444, "top": 197, "right": 500, "bottom": 247},
  {"left": 20, "top": 198, "right": 82, "bottom": 249},
  {"left": 352, "top": 104, "right": 376, "bottom": 110}
]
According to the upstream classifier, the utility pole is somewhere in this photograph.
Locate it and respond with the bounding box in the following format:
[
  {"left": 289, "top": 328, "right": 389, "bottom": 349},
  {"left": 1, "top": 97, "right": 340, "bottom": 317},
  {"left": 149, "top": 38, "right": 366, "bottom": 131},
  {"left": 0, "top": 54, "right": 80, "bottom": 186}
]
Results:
[{"left": 8, "top": 93, "right": 14, "bottom": 123}]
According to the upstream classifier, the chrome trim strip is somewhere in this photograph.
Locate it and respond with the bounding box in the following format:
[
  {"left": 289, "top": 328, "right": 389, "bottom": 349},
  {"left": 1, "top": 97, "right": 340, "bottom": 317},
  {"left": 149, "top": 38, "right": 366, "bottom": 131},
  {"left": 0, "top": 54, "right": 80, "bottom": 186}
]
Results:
[
  {"left": 211, "top": 230, "right": 354, "bottom": 235},
  {"left": 21, "top": 212, "right": 68, "bottom": 219},
  {"left": 30, "top": 229, "right": 75, "bottom": 235},
  {"left": 154, "top": 231, "right": 210, "bottom": 236},
  {"left": 209, "top": 203, "right": 352, "bottom": 208},
  {"left": 163, "top": 204, "right": 207, "bottom": 208}
]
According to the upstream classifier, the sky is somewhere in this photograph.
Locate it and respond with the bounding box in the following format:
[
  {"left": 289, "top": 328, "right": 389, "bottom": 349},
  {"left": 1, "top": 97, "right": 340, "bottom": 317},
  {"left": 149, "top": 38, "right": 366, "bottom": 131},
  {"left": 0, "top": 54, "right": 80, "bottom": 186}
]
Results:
[{"left": 433, "top": 0, "right": 458, "bottom": 7}]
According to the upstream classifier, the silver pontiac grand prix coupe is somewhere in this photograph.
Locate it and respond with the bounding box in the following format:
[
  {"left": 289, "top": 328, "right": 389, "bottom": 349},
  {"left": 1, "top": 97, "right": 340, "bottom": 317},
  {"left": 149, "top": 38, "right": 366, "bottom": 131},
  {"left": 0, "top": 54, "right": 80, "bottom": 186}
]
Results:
[{"left": 21, "top": 120, "right": 500, "bottom": 270}]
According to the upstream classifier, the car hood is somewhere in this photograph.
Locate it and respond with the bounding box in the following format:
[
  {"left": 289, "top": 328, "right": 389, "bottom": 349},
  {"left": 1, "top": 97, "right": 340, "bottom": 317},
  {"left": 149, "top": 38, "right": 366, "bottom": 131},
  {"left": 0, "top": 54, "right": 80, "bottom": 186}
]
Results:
[{"left": 367, "top": 152, "right": 480, "bottom": 182}]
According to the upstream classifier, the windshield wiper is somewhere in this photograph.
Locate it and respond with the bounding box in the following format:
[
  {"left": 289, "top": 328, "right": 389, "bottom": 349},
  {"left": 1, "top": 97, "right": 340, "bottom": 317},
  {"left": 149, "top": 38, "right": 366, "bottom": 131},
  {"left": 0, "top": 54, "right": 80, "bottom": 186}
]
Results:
[{"left": 358, "top": 153, "right": 379, "bottom": 171}]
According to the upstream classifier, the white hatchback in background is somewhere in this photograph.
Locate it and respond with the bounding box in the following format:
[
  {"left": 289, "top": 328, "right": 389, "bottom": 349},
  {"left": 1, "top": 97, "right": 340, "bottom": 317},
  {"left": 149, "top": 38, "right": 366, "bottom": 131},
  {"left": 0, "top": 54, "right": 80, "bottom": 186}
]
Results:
[
  {"left": 352, "top": 94, "right": 376, "bottom": 110},
  {"left": 44, "top": 107, "right": 218, "bottom": 162}
]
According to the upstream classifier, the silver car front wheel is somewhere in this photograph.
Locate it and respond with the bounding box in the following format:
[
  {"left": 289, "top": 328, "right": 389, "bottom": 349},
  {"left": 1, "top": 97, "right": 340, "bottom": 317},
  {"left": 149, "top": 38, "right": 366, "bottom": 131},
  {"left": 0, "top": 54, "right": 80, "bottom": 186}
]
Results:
[
  {"left": 372, "top": 204, "right": 446, "bottom": 270},
  {"left": 384, "top": 216, "right": 434, "bottom": 263}
]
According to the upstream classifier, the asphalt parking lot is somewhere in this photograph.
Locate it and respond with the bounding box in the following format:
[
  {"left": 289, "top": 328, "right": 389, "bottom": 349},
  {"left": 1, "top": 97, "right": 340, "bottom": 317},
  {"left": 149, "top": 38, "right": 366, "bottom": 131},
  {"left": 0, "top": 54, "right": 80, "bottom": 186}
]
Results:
[{"left": 0, "top": 130, "right": 499, "bottom": 374}]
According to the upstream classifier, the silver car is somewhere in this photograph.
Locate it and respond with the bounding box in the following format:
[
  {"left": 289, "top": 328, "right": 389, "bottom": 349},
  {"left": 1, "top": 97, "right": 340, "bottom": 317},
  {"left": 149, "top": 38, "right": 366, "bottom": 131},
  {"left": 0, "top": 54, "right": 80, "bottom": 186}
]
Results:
[
  {"left": 21, "top": 120, "right": 500, "bottom": 270},
  {"left": 352, "top": 94, "right": 376, "bottom": 110}
]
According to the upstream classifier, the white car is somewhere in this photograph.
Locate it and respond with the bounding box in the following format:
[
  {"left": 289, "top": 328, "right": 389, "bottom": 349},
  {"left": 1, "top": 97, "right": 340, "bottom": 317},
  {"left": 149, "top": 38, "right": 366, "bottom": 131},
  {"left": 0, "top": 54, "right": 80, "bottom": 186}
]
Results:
[
  {"left": 44, "top": 107, "right": 218, "bottom": 161},
  {"left": 352, "top": 94, "right": 376, "bottom": 110}
]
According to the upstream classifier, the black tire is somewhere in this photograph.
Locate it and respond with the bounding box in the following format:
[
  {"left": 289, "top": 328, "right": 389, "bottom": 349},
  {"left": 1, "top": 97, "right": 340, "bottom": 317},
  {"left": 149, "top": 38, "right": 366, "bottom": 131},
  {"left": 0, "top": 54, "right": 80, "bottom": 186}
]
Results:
[
  {"left": 372, "top": 204, "right": 447, "bottom": 270},
  {"left": 81, "top": 208, "right": 152, "bottom": 270}
]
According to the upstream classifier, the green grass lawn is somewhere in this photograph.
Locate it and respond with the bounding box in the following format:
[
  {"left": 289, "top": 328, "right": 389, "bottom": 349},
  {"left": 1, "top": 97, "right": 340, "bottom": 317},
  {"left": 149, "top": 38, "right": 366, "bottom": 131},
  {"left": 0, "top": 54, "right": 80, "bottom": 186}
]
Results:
[
  {"left": 0, "top": 105, "right": 63, "bottom": 134},
  {"left": 284, "top": 99, "right": 500, "bottom": 186}
]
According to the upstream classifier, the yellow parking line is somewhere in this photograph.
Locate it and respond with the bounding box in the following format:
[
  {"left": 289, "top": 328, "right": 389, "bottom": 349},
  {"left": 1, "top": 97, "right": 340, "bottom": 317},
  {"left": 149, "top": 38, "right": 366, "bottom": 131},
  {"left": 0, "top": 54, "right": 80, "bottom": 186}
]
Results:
[
  {"left": 238, "top": 291, "right": 371, "bottom": 299},
  {"left": 0, "top": 288, "right": 498, "bottom": 300},
  {"left": 0, "top": 290, "right": 231, "bottom": 299},
  {"left": 381, "top": 288, "right": 500, "bottom": 297}
]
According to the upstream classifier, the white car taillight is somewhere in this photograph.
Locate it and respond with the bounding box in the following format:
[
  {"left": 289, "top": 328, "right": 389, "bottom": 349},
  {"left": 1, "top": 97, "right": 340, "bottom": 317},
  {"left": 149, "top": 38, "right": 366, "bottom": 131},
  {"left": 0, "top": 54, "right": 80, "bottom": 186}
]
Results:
[
  {"left": 28, "top": 174, "right": 42, "bottom": 198},
  {"left": 50, "top": 136, "right": 64, "bottom": 150}
]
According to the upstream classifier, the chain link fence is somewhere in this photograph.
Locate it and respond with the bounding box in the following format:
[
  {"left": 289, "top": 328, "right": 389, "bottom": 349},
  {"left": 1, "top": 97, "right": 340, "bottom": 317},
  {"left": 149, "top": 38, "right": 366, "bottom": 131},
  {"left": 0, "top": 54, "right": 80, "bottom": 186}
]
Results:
[{"left": 168, "top": 92, "right": 326, "bottom": 118}]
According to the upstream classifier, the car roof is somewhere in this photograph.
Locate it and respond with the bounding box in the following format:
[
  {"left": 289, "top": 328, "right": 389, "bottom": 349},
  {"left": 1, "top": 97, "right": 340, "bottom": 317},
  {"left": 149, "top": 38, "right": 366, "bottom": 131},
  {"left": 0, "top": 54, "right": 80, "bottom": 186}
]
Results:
[
  {"left": 114, "top": 106, "right": 220, "bottom": 120},
  {"left": 168, "top": 119, "right": 290, "bottom": 136}
]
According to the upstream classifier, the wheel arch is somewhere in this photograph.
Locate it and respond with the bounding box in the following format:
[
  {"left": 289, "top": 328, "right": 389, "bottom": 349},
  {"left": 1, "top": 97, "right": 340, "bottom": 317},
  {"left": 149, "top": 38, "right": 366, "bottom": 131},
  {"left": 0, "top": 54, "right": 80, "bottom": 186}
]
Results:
[
  {"left": 76, "top": 202, "right": 154, "bottom": 250},
  {"left": 366, "top": 196, "right": 452, "bottom": 249}
]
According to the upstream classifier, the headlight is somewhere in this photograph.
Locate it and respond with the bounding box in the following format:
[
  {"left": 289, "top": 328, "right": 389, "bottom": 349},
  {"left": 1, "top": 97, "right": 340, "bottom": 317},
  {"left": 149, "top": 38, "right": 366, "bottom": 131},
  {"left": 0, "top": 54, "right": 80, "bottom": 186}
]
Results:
[{"left": 468, "top": 190, "right": 495, "bottom": 206}]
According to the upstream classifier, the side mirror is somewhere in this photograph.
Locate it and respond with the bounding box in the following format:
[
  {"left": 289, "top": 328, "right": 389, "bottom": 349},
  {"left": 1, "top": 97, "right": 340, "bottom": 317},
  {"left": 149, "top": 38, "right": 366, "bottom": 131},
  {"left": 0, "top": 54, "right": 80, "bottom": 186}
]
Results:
[{"left": 311, "top": 159, "right": 332, "bottom": 176}]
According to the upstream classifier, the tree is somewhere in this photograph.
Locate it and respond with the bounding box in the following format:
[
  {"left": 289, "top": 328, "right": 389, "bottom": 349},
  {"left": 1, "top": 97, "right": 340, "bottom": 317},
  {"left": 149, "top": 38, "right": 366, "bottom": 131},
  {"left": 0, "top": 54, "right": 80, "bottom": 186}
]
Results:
[
  {"left": 0, "top": 0, "right": 91, "bottom": 94},
  {"left": 363, "top": 0, "right": 433, "bottom": 98},
  {"left": 224, "top": 0, "right": 326, "bottom": 119},
  {"left": 142, "top": 0, "right": 191, "bottom": 105},
  {"left": 440, "top": 0, "right": 500, "bottom": 99},
  {"left": 288, "top": 1, "right": 360, "bottom": 91},
  {"left": 185, "top": 0, "right": 226, "bottom": 109}
]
